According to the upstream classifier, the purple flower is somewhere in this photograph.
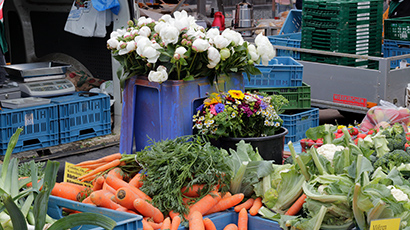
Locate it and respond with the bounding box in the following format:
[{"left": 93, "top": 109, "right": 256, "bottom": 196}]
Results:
[
  {"left": 260, "top": 102, "right": 267, "bottom": 110},
  {"left": 214, "top": 103, "right": 225, "bottom": 113},
  {"left": 196, "top": 104, "right": 204, "bottom": 112},
  {"left": 239, "top": 104, "right": 253, "bottom": 117}
]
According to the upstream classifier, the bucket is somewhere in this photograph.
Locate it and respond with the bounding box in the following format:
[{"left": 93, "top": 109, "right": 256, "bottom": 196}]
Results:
[{"left": 218, "top": 127, "right": 288, "bottom": 164}]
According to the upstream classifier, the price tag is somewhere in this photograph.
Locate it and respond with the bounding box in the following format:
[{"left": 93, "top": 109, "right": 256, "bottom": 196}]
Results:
[
  {"left": 370, "top": 218, "right": 401, "bottom": 230},
  {"left": 63, "top": 162, "right": 92, "bottom": 187}
]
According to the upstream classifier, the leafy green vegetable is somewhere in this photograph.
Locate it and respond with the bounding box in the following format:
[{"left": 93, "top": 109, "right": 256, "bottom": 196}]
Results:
[
  {"left": 305, "top": 124, "right": 337, "bottom": 144},
  {"left": 381, "top": 123, "right": 407, "bottom": 151},
  {"left": 136, "top": 135, "right": 232, "bottom": 216}
]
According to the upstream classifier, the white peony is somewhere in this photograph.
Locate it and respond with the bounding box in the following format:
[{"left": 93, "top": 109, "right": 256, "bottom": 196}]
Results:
[
  {"left": 159, "top": 26, "right": 180, "bottom": 45},
  {"left": 136, "top": 39, "right": 161, "bottom": 63},
  {"left": 174, "top": 47, "right": 187, "bottom": 59},
  {"left": 137, "top": 17, "right": 154, "bottom": 27},
  {"left": 173, "top": 10, "right": 190, "bottom": 31},
  {"left": 192, "top": 39, "right": 210, "bottom": 52},
  {"left": 148, "top": 66, "right": 168, "bottom": 83},
  {"left": 213, "top": 35, "right": 230, "bottom": 49},
  {"left": 117, "top": 41, "right": 136, "bottom": 55},
  {"left": 207, "top": 46, "right": 220, "bottom": 68},
  {"left": 110, "top": 28, "right": 126, "bottom": 39},
  {"left": 154, "top": 21, "right": 167, "bottom": 34},
  {"left": 222, "top": 29, "right": 244, "bottom": 46},
  {"left": 255, "top": 34, "right": 275, "bottom": 65},
  {"left": 160, "top": 14, "right": 172, "bottom": 23},
  {"left": 247, "top": 44, "right": 259, "bottom": 61},
  {"left": 206, "top": 28, "right": 220, "bottom": 41},
  {"left": 107, "top": 37, "right": 119, "bottom": 49},
  {"left": 138, "top": 26, "right": 151, "bottom": 37}
]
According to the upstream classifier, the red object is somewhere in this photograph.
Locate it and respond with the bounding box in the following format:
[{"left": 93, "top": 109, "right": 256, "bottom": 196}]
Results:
[{"left": 212, "top": 12, "right": 225, "bottom": 31}]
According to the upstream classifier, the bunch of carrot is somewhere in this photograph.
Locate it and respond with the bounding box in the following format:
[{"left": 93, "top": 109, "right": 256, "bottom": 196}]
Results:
[{"left": 50, "top": 153, "right": 268, "bottom": 230}]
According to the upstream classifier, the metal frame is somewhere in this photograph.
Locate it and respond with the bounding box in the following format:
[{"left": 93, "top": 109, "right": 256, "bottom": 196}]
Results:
[{"left": 273, "top": 45, "right": 410, "bottom": 114}]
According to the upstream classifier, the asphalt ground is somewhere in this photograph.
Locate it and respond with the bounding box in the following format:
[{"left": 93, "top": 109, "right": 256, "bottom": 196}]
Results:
[{"left": 14, "top": 108, "right": 366, "bottom": 182}]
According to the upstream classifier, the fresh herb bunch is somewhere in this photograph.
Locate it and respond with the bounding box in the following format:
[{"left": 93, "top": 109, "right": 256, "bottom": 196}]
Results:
[
  {"left": 136, "top": 135, "right": 232, "bottom": 217},
  {"left": 19, "top": 161, "right": 46, "bottom": 178},
  {"left": 193, "top": 90, "right": 288, "bottom": 138}
]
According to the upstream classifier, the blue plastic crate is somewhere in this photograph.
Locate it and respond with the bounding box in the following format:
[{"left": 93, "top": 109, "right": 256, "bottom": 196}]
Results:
[
  {"left": 279, "top": 9, "right": 302, "bottom": 35},
  {"left": 51, "top": 92, "right": 111, "bottom": 144},
  {"left": 268, "top": 33, "right": 301, "bottom": 60},
  {"left": 280, "top": 108, "right": 319, "bottom": 143},
  {"left": 0, "top": 103, "right": 59, "bottom": 154},
  {"left": 382, "top": 39, "right": 410, "bottom": 68},
  {"left": 243, "top": 57, "right": 304, "bottom": 88},
  {"left": 47, "top": 195, "right": 143, "bottom": 230},
  {"left": 177, "top": 210, "right": 281, "bottom": 230},
  {"left": 126, "top": 74, "right": 244, "bottom": 153}
]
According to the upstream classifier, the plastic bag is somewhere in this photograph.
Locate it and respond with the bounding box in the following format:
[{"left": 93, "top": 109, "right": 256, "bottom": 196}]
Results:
[
  {"left": 91, "top": 0, "right": 120, "bottom": 15},
  {"left": 64, "top": 0, "right": 108, "bottom": 37},
  {"left": 359, "top": 100, "right": 410, "bottom": 132}
]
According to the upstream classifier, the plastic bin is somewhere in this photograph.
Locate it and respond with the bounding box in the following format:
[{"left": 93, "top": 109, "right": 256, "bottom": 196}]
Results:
[
  {"left": 384, "top": 16, "right": 410, "bottom": 41},
  {"left": 268, "top": 32, "right": 301, "bottom": 59},
  {"left": 279, "top": 9, "right": 302, "bottom": 35},
  {"left": 51, "top": 92, "right": 111, "bottom": 144},
  {"left": 127, "top": 74, "right": 244, "bottom": 153},
  {"left": 0, "top": 103, "right": 59, "bottom": 154},
  {"left": 383, "top": 39, "right": 410, "bottom": 68},
  {"left": 177, "top": 210, "right": 281, "bottom": 230},
  {"left": 280, "top": 108, "right": 320, "bottom": 143},
  {"left": 47, "top": 195, "right": 143, "bottom": 230},
  {"left": 243, "top": 57, "right": 304, "bottom": 88},
  {"left": 246, "top": 82, "right": 311, "bottom": 110}
]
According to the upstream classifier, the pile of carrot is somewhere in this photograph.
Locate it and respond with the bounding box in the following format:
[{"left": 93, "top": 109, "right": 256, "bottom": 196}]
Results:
[{"left": 50, "top": 153, "right": 268, "bottom": 230}]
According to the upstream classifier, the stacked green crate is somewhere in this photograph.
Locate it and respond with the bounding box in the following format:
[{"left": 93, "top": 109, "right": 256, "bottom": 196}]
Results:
[{"left": 300, "top": 0, "right": 383, "bottom": 68}]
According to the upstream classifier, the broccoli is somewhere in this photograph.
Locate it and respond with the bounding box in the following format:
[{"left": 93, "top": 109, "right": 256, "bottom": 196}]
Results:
[
  {"left": 374, "top": 150, "right": 410, "bottom": 172},
  {"left": 381, "top": 123, "right": 407, "bottom": 151}
]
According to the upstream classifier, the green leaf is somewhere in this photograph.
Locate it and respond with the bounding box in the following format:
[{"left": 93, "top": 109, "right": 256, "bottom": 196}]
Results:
[
  {"left": 1, "top": 128, "right": 23, "bottom": 181},
  {"left": 3, "top": 195, "right": 28, "bottom": 230},
  {"left": 47, "top": 213, "right": 116, "bottom": 230}
]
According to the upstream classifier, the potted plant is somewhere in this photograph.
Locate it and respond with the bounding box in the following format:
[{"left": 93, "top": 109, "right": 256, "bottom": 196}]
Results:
[
  {"left": 107, "top": 10, "right": 277, "bottom": 153},
  {"left": 193, "top": 89, "right": 289, "bottom": 164}
]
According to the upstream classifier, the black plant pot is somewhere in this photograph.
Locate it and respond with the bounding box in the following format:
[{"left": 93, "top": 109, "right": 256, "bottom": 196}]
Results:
[{"left": 218, "top": 127, "right": 288, "bottom": 164}]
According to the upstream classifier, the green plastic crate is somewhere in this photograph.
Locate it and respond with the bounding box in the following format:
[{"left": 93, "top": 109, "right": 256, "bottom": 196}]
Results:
[
  {"left": 384, "top": 16, "right": 410, "bottom": 41},
  {"left": 246, "top": 82, "right": 311, "bottom": 110},
  {"left": 300, "top": 52, "right": 380, "bottom": 68}
]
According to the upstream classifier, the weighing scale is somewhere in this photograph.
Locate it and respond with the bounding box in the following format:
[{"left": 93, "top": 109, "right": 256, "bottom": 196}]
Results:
[{"left": 2, "top": 62, "right": 75, "bottom": 98}]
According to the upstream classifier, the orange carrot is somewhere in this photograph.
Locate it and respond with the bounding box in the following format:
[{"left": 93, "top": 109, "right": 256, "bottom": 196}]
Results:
[
  {"left": 170, "top": 215, "right": 181, "bottom": 230},
  {"left": 129, "top": 173, "right": 144, "bottom": 188},
  {"left": 203, "top": 218, "right": 217, "bottom": 230},
  {"left": 81, "top": 162, "right": 106, "bottom": 170},
  {"left": 181, "top": 184, "right": 206, "bottom": 197},
  {"left": 92, "top": 176, "right": 105, "bottom": 191},
  {"left": 76, "top": 153, "right": 122, "bottom": 166},
  {"left": 249, "top": 197, "right": 262, "bottom": 216},
  {"left": 221, "top": 192, "right": 232, "bottom": 199},
  {"left": 142, "top": 219, "right": 155, "bottom": 230},
  {"left": 81, "top": 196, "right": 95, "bottom": 205},
  {"left": 189, "top": 210, "right": 205, "bottom": 230},
  {"left": 115, "top": 186, "right": 140, "bottom": 210},
  {"left": 223, "top": 224, "right": 238, "bottom": 230},
  {"left": 234, "top": 198, "right": 255, "bottom": 212},
  {"left": 187, "top": 191, "right": 221, "bottom": 219},
  {"left": 78, "top": 159, "right": 121, "bottom": 181},
  {"left": 105, "top": 174, "right": 152, "bottom": 201},
  {"left": 107, "top": 167, "right": 124, "bottom": 180},
  {"left": 237, "top": 208, "right": 248, "bottom": 230},
  {"left": 144, "top": 217, "right": 163, "bottom": 230},
  {"left": 285, "top": 194, "right": 307, "bottom": 216},
  {"left": 51, "top": 183, "right": 82, "bottom": 201},
  {"left": 102, "top": 181, "right": 117, "bottom": 194},
  {"left": 168, "top": 211, "right": 180, "bottom": 220},
  {"left": 205, "top": 193, "right": 244, "bottom": 215},
  {"left": 90, "top": 190, "right": 121, "bottom": 210},
  {"left": 133, "top": 198, "right": 164, "bottom": 223},
  {"left": 161, "top": 217, "right": 171, "bottom": 230}
]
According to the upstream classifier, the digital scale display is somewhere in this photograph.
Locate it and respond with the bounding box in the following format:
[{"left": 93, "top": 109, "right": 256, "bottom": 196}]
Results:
[{"left": 19, "top": 78, "right": 75, "bottom": 97}]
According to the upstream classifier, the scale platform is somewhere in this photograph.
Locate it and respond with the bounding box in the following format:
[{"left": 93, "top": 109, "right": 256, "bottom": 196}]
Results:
[
  {"left": 1, "top": 97, "right": 51, "bottom": 109},
  {"left": 19, "top": 79, "right": 75, "bottom": 97}
]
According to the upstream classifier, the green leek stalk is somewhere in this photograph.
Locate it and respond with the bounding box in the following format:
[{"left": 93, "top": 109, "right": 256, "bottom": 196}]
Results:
[
  {"left": 302, "top": 182, "right": 348, "bottom": 203},
  {"left": 343, "top": 148, "right": 350, "bottom": 168},
  {"left": 311, "top": 147, "right": 325, "bottom": 175},
  {"left": 367, "top": 199, "right": 386, "bottom": 224},
  {"left": 323, "top": 124, "right": 333, "bottom": 144},
  {"left": 313, "top": 206, "right": 328, "bottom": 230},
  {"left": 353, "top": 183, "right": 366, "bottom": 230},
  {"left": 295, "top": 155, "right": 310, "bottom": 181},
  {"left": 356, "top": 154, "right": 363, "bottom": 184}
]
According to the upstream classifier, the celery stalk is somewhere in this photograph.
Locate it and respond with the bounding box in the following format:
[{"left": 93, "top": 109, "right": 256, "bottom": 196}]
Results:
[
  {"left": 367, "top": 199, "right": 386, "bottom": 224},
  {"left": 313, "top": 206, "right": 328, "bottom": 230},
  {"left": 324, "top": 124, "right": 333, "bottom": 144},
  {"left": 288, "top": 141, "right": 297, "bottom": 162},
  {"left": 343, "top": 148, "right": 350, "bottom": 168},
  {"left": 311, "top": 147, "right": 325, "bottom": 175},
  {"left": 356, "top": 154, "right": 363, "bottom": 183},
  {"left": 295, "top": 155, "right": 310, "bottom": 181},
  {"left": 230, "top": 161, "right": 248, "bottom": 194},
  {"left": 353, "top": 183, "right": 366, "bottom": 230}
]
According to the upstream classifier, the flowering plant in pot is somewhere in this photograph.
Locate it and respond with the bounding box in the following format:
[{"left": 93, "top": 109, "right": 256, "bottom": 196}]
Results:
[
  {"left": 106, "top": 10, "right": 276, "bottom": 88},
  {"left": 192, "top": 89, "right": 289, "bottom": 162}
]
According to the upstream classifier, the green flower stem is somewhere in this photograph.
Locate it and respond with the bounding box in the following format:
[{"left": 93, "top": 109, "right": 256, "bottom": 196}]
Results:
[{"left": 189, "top": 52, "right": 198, "bottom": 70}]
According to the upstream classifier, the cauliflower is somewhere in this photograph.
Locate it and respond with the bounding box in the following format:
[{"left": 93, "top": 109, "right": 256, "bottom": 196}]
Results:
[
  {"left": 316, "top": 144, "right": 345, "bottom": 164},
  {"left": 387, "top": 185, "right": 409, "bottom": 202}
]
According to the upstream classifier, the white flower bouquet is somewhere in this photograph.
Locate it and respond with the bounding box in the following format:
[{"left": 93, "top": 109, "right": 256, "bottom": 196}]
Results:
[{"left": 107, "top": 10, "right": 276, "bottom": 88}]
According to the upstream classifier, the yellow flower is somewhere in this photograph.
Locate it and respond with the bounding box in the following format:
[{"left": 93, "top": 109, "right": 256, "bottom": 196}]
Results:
[
  {"left": 204, "top": 93, "right": 222, "bottom": 106},
  {"left": 228, "top": 90, "right": 245, "bottom": 100}
]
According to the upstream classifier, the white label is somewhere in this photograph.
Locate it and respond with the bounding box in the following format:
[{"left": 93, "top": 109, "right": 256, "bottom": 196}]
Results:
[
  {"left": 357, "top": 24, "right": 370, "bottom": 28},
  {"left": 25, "top": 113, "right": 34, "bottom": 126},
  {"left": 358, "top": 13, "right": 370, "bottom": 17},
  {"left": 358, "top": 17, "right": 370, "bottom": 21},
  {"left": 358, "top": 5, "right": 370, "bottom": 9}
]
